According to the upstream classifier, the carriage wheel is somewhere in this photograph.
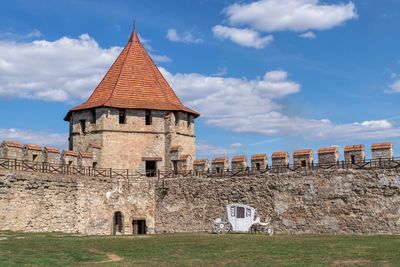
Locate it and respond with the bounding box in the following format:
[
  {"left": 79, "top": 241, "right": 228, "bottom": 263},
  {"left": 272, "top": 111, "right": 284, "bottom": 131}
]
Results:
[
  {"left": 250, "top": 224, "right": 260, "bottom": 234},
  {"left": 267, "top": 227, "right": 274, "bottom": 236},
  {"left": 222, "top": 222, "right": 232, "bottom": 234}
]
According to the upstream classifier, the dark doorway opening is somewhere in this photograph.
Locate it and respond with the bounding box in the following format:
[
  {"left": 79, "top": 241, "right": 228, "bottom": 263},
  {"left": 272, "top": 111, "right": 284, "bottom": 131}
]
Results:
[
  {"left": 301, "top": 160, "right": 307, "bottom": 167},
  {"left": 146, "top": 161, "right": 156, "bottom": 177},
  {"left": 172, "top": 160, "right": 178, "bottom": 174},
  {"left": 113, "top": 211, "right": 124, "bottom": 235},
  {"left": 132, "top": 219, "right": 146, "bottom": 235},
  {"left": 255, "top": 162, "right": 261, "bottom": 170},
  {"left": 351, "top": 155, "right": 356, "bottom": 164}
]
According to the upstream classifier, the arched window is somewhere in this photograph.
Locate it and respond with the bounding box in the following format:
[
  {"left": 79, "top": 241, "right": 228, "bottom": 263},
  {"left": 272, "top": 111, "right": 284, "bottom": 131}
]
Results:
[{"left": 113, "top": 211, "right": 124, "bottom": 235}]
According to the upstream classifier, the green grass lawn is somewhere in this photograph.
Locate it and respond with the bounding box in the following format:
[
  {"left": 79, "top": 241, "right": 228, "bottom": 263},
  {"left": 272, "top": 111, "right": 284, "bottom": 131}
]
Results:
[{"left": 0, "top": 232, "right": 399, "bottom": 266}]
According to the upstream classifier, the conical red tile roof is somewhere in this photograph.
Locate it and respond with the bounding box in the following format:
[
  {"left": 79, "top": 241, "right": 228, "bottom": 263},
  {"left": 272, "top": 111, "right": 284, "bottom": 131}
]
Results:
[{"left": 65, "top": 28, "right": 199, "bottom": 120}]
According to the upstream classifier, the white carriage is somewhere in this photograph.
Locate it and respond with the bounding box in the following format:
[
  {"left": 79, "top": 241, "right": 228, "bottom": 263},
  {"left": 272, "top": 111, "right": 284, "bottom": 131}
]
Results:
[{"left": 213, "top": 203, "right": 273, "bottom": 235}]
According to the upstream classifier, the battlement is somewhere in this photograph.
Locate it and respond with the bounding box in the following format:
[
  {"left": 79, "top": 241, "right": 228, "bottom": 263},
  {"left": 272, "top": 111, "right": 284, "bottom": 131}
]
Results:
[{"left": 0, "top": 139, "right": 398, "bottom": 179}]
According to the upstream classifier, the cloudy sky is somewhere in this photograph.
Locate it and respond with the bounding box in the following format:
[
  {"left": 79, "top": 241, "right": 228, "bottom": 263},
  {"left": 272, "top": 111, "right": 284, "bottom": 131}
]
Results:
[{"left": 0, "top": 0, "right": 399, "bottom": 159}]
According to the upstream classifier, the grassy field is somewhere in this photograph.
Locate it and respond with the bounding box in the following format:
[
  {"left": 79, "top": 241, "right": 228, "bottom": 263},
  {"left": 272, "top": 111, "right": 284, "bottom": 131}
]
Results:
[{"left": 0, "top": 232, "right": 400, "bottom": 266}]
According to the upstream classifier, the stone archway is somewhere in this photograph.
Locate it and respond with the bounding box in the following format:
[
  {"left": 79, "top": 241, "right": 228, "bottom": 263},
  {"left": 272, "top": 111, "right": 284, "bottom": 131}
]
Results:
[{"left": 112, "top": 211, "right": 124, "bottom": 235}]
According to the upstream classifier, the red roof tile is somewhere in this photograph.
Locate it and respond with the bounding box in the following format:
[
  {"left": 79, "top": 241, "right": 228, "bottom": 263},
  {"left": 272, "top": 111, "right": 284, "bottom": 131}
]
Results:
[
  {"left": 231, "top": 155, "right": 247, "bottom": 162},
  {"left": 371, "top": 142, "right": 392, "bottom": 150},
  {"left": 194, "top": 159, "right": 208, "bottom": 165},
  {"left": 318, "top": 147, "right": 338, "bottom": 154},
  {"left": 90, "top": 143, "right": 102, "bottom": 149},
  {"left": 44, "top": 146, "right": 59, "bottom": 153},
  {"left": 272, "top": 152, "right": 289, "bottom": 159},
  {"left": 63, "top": 150, "right": 78, "bottom": 157},
  {"left": 344, "top": 144, "right": 364, "bottom": 152},
  {"left": 24, "top": 144, "right": 42, "bottom": 151},
  {"left": 65, "top": 28, "right": 199, "bottom": 120},
  {"left": 212, "top": 157, "right": 227, "bottom": 164},
  {"left": 179, "top": 155, "right": 189, "bottom": 160},
  {"left": 170, "top": 145, "right": 181, "bottom": 152},
  {"left": 251, "top": 154, "right": 267, "bottom": 161},
  {"left": 141, "top": 157, "right": 162, "bottom": 161},
  {"left": 2, "top": 140, "right": 22, "bottom": 148},
  {"left": 79, "top": 152, "right": 93, "bottom": 158},
  {"left": 293, "top": 149, "right": 313, "bottom": 156}
]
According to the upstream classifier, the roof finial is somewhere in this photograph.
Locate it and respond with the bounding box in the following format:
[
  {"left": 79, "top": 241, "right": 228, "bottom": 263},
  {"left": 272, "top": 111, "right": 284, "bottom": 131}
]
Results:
[{"left": 130, "top": 19, "right": 138, "bottom": 42}]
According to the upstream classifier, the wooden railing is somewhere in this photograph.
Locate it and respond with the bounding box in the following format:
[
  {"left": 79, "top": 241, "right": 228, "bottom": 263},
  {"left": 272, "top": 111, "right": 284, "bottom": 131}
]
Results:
[{"left": 0, "top": 157, "right": 399, "bottom": 180}]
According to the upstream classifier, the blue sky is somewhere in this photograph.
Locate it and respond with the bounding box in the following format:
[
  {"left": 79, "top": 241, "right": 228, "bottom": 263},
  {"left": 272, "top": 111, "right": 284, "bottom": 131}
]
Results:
[{"left": 0, "top": 0, "right": 399, "bottom": 160}]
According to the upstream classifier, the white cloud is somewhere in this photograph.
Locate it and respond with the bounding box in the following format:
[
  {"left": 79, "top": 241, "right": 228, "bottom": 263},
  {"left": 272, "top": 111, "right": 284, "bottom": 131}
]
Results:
[
  {"left": 0, "top": 128, "right": 67, "bottom": 148},
  {"left": 0, "top": 34, "right": 121, "bottom": 102},
  {"left": 160, "top": 68, "right": 299, "bottom": 118},
  {"left": 386, "top": 80, "right": 400, "bottom": 93},
  {"left": 0, "top": 33, "right": 171, "bottom": 102},
  {"left": 299, "top": 31, "right": 317, "bottom": 39},
  {"left": 212, "top": 25, "right": 273, "bottom": 49},
  {"left": 166, "top": 29, "right": 203, "bottom": 44},
  {"left": 224, "top": 0, "right": 357, "bottom": 32},
  {"left": 161, "top": 68, "right": 400, "bottom": 141},
  {"left": 149, "top": 54, "right": 172, "bottom": 63},
  {"left": 196, "top": 141, "right": 242, "bottom": 157}
]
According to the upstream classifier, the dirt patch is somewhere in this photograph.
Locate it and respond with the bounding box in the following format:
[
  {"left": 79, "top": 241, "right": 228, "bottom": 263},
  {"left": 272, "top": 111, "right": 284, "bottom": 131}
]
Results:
[
  {"left": 85, "top": 248, "right": 123, "bottom": 264},
  {"left": 106, "top": 253, "right": 122, "bottom": 262},
  {"left": 333, "top": 259, "right": 371, "bottom": 266},
  {"left": 0, "top": 237, "right": 8, "bottom": 241}
]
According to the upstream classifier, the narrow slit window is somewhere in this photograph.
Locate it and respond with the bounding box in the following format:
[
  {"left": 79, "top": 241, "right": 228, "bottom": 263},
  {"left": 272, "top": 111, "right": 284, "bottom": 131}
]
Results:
[
  {"left": 79, "top": 120, "right": 86, "bottom": 133},
  {"left": 119, "top": 109, "right": 126, "bottom": 124},
  {"left": 174, "top": 112, "right": 179, "bottom": 126},
  {"left": 187, "top": 114, "right": 191, "bottom": 128},
  {"left": 145, "top": 110, "right": 152, "bottom": 125},
  {"left": 90, "top": 109, "right": 96, "bottom": 124}
]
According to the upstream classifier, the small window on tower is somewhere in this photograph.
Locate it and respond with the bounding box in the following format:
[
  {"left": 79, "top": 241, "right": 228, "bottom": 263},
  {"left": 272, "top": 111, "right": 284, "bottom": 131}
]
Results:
[
  {"left": 174, "top": 112, "right": 179, "bottom": 126},
  {"left": 119, "top": 109, "right": 126, "bottom": 124},
  {"left": 90, "top": 109, "right": 96, "bottom": 124},
  {"left": 79, "top": 120, "right": 86, "bottom": 133},
  {"left": 145, "top": 110, "right": 152, "bottom": 125},
  {"left": 187, "top": 114, "right": 191, "bottom": 128}
]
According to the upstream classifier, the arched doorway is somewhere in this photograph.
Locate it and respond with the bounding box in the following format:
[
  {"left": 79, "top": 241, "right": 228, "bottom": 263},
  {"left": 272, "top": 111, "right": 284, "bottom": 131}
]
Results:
[{"left": 113, "top": 211, "right": 124, "bottom": 235}]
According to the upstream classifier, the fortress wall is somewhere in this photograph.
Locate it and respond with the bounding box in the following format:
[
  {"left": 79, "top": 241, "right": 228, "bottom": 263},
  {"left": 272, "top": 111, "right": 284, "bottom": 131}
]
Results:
[
  {"left": 155, "top": 168, "right": 400, "bottom": 234},
  {"left": 0, "top": 169, "right": 156, "bottom": 235},
  {"left": 1, "top": 167, "right": 400, "bottom": 235}
]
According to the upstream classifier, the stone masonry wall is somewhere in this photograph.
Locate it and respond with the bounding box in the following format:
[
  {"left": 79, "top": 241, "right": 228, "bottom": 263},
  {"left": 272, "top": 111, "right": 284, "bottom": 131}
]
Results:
[
  {"left": 1, "top": 168, "right": 400, "bottom": 235},
  {"left": 155, "top": 168, "right": 400, "bottom": 234},
  {"left": 0, "top": 169, "right": 156, "bottom": 235}
]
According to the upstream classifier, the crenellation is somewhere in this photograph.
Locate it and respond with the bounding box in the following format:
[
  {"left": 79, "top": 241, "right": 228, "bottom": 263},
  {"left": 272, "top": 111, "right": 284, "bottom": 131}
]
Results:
[
  {"left": 251, "top": 154, "right": 268, "bottom": 171},
  {"left": 344, "top": 144, "right": 365, "bottom": 164},
  {"left": 23, "top": 144, "right": 44, "bottom": 162},
  {"left": 78, "top": 152, "right": 93, "bottom": 167},
  {"left": 1, "top": 140, "right": 23, "bottom": 160},
  {"left": 87, "top": 143, "right": 101, "bottom": 167},
  {"left": 371, "top": 142, "right": 393, "bottom": 160},
  {"left": 62, "top": 150, "right": 78, "bottom": 166},
  {"left": 43, "top": 146, "right": 60, "bottom": 164},
  {"left": 272, "top": 152, "right": 289, "bottom": 167},
  {"left": 231, "top": 155, "right": 247, "bottom": 172},
  {"left": 211, "top": 157, "right": 228, "bottom": 173},
  {"left": 318, "top": 147, "right": 339, "bottom": 164},
  {"left": 293, "top": 149, "right": 313, "bottom": 167},
  {"left": 193, "top": 159, "right": 209, "bottom": 173}
]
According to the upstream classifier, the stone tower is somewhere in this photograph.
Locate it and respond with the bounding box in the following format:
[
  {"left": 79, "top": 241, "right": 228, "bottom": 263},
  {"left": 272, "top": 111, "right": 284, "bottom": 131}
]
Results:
[{"left": 64, "top": 26, "right": 199, "bottom": 173}]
